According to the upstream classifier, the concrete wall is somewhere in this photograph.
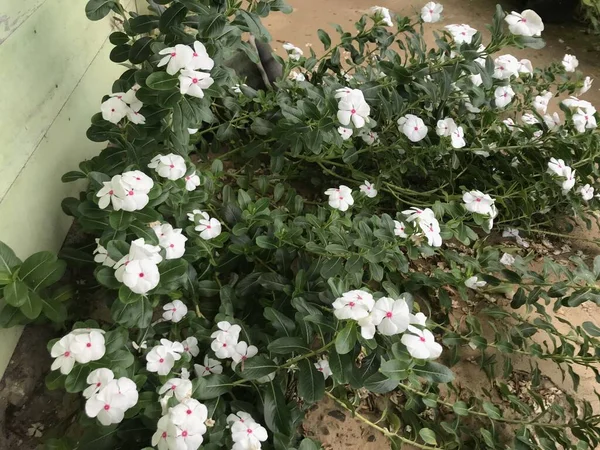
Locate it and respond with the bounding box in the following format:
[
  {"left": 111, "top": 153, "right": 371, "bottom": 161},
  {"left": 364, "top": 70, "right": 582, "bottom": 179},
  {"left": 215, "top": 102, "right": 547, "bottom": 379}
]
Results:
[{"left": 0, "top": 0, "right": 136, "bottom": 379}]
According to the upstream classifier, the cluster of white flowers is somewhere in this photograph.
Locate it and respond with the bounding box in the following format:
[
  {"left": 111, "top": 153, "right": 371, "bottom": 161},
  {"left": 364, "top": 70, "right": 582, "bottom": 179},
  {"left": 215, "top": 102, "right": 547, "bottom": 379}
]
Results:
[
  {"left": 547, "top": 157, "right": 576, "bottom": 194},
  {"left": 101, "top": 84, "right": 145, "bottom": 125},
  {"left": 147, "top": 338, "right": 185, "bottom": 375},
  {"left": 369, "top": 6, "right": 393, "bottom": 27},
  {"left": 420, "top": 2, "right": 443, "bottom": 23},
  {"left": 153, "top": 398, "right": 209, "bottom": 450},
  {"left": 333, "top": 290, "right": 442, "bottom": 360},
  {"left": 97, "top": 170, "right": 154, "bottom": 211},
  {"left": 187, "top": 209, "right": 223, "bottom": 240},
  {"left": 398, "top": 114, "right": 428, "bottom": 142},
  {"left": 153, "top": 223, "right": 188, "bottom": 260},
  {"left": 228, "top": 412, "right": 269, "bottom": 450},
  {"left": 210, "top": 321, "right": 258, "bottom": 368},
  {"left": 436, "top": 117, "right": 466, "bottom": 148},
  {"left": 148, "top": 153, "right": 201, "bottom": 191},
  {"left": 84, "top": 368, "right": 139, "bottom": 426},
  {"left": 50, "top": 328, "right": 106, "bottom": 375},
  {"left": 113, "top": 238, "right": 162, "bottom": 294},
  {"left": 336, "top": 88, "right": 372, "bottom": 140},
  {"left": 402, "top": 207, "right": 443, "bottom": 247},
  {"left": 324, "top": 185, "right": 355, "bottom": 211},
  {"left": 562, "top": 96, "right": 597, "bottom": 133},
  {"left": 462, "top": 190, "right": 498, "bottom": 229},
  {"left": 283, "top": 42, "right": 303, "bottom": 61},
  {"left": 158, "top": 41, "right": 215, "bottom": 99}
]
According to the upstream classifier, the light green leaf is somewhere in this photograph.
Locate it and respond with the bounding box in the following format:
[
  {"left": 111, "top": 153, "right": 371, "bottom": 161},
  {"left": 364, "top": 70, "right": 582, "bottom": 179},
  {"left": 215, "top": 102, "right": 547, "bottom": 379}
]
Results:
[
  {"left": 335, "top": 322, "right": 356, "bottom": 355},
  {"left": 412, "top": 361, "right": 455, "bottom": 383},
  {"left": 3, "top": 280, "right": 29, "bottom": 307}
]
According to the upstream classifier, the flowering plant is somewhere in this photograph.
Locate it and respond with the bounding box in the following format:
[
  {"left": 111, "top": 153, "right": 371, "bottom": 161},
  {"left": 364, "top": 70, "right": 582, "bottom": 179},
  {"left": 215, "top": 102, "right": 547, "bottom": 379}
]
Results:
[{"left": 3, "top": 0, "right": 600, "bottom": 449}]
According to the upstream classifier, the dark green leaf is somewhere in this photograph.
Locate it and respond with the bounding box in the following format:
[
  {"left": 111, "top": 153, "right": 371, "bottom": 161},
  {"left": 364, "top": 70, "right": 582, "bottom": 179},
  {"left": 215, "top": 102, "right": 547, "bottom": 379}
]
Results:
[
  {"left": 21, "top": 290, "right": 43, "bottom": 320},
  {"left": 379, "top": 359, "right": 409, "bottom": 381},
  {"left": 111, "top": 297, "right": 153, "bottom": 328},
  {"left": 41, "top": 297, "right": 68, "bottom": 322},
  {"left": 299, "top": 438, "right": 321, "bottom": 450},
  {"left": 317, "top": 29, "right": 331, "bottom": 49},
  {"left": 192, "top": 374, "right": 232, "bottom": 399},
  {"left": 146, "top": 72, "right": 180, "bottom": 91},
  {"left": 118, "top": 285, "right": 144, "bottom": 304},
  {"left": 129, "top": 37, "right": 154, "bottom": 64},
  {"left": 412, "top": 361, "right": 455, "bottom": 383},
  {"left": 582, "top": 321, "right": 600, "bottom": 337},
  {"left": 3, "top": 280, "right": 29, "bottom": 307},
  {"left": 235, "top": 355, "right": 278, "bottom": 380},
  {"left": 19, "top": 252, "right": 66, "bottom": 291},
  {"left": 159, "top": 259, "right": 188, "bottom": 283},
  {"left": 85, "top": 0, "right": 115, "bottom": 21},
  {"left": 129, "top": 15, "right": 160, "bottom": 33},
  {"left": 268, "top": 337, "right": 310, "bottom": 355},
  {"left": 335, "top": 322, "right": 356, "bottom": 355},
  {"left": 0, "top": 241, "right": 21, "bottom": 275},
  {"left": 297, "top": 359, "right": 325, "bottom": 403},
  {"left": 159, "top": 3, "right": 188, "bottom": 32},
  {"left": 263, "top": 381, "right": 291, "bottom": 434},
  {"left": 65, "top": 365, "right": 90, "bottom": 393},
  {"left": 110, "top": 44, "right": 131, "bottom": 63},
  {"left": 264, "top": 307, "right": 295, "bottom": 336}
]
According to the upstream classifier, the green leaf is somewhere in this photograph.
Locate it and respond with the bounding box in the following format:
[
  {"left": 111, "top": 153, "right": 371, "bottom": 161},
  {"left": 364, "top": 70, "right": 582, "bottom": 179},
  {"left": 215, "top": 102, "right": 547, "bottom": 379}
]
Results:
[
  {"left": 412, "top": 361, "right": 455, "bottom": 383},
  {"left": 109, "top": 31, "right": 129, "bottom": 45},
  {"left": 335, "top": 322, "right": 356, "bottom": 355},
  {"left": 582, "top": 321, "right": 600, "bottom": 337},
  {"left": 109, "top": 210, "right": 134, "bottom": 231},
  {"left": 111, "top": 297, "right": 153, "bottom": 328},
  {"left": 146, "top": 72, "right": 180, "bottom": 91},
  {"left": 85, "top": 0, "right": 115, "bottom": 21},
  {"left": 299, "top": 438, "right": 321, "bottom": 450},
  {"left": 45, "top": 370, "right": 66, "bottom": 391},
  {"left": 297, "top": 359, "right": 325, "bottom": 403},
  {"left": 19, "top": 252, "right": 66, "bottom": 291},
  {"left": 159, "top": 259, "right": 188, "bottom": 283},
  {"left": 105, "top": 349, "right": 135, "bottom": 369},
  {"left": 197, "top": 280, "right": 219, "bottom": 297},
  {"left": 258, "top": 273, "right": 290, "bottom": 291},
  {"left": 196, "top": 13, "right": 228, "bottom": 38},
  {"left": 317, "top": 29, "right": 331, "bottom": 49},
  {"left": 419, "top": 428, "right": 437, "bottom": 445},
  {"left": 41, "top": 297, "right": 68, "bottom": 323},
  {"left": 21, "top": 290, "right": 43, "bottom": 320},
  {"left": 118, "top": 285, "right": 144, "bottom": 304},
  {"left": 61, "top": 171, "right": 87, "bottom": 182},
  {"left": 129, "top": 221, "right": 160, "bottom": 245},
  {"left": 129, "top": 36, "right": 154, "bottom": 64},
  {"left": 104, "top": 328, "right": 128, "bottom": 353},
  {"left": 3, "top": 280, "right": 29, "bottom": 307},
  {"left": 0, "top": 304, "right": 26, "bottom": 328},
  {"left": 452, "top": 400, "right": 469, "bottom": 416},
  {"left": 159, "top": 2, "right": 188, "bottom": 32},
  {"left": 264, "top": 307, "right": 296, "bottom": 336},
  {"left": 267, "top": 337, "right": 310, "bottom": 355},
  {"left": 65, "top": 365, "right": 90, "bottom": 393},
  {"left": 129, "top": 15, "right": 160, "bottom": 33},
  {"left": 363, "top": 372, "right": 399, "bottom": 393},
  {"left": 263, "top": 381, "right": 291, "bottom": 434},
  {"left": 192, "top": 374, "right": 232, "bottom": 399},
  {"left": 0, "top": 241, "right": 21, "bottom": 275},
  {"left": 235, "top": 355, "right": 278, "bottom": 380},
  {"left": 482, "top": 401, "right": 502, "bottom": 420},
  {"left": 379, "top": 359, "right": 409, "bottom": 380},
  {"left": 110, "top": 44, "right": 131, "bottom": 63},
  {"left": 251, "top": 117, "right": 274, "bottom": 136},
  {"left": 96, "top": 267, "right": 121, "bottom": 289},
  {"left": 237, "top": 10, "right": 271, "bottom": 41}
]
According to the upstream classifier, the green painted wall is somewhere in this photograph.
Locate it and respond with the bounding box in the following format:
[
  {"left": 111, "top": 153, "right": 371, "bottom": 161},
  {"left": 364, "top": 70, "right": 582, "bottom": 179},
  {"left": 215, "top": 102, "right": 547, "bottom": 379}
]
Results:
[{"left": 0, "top": 0, "right": 138, "bottom": 379}]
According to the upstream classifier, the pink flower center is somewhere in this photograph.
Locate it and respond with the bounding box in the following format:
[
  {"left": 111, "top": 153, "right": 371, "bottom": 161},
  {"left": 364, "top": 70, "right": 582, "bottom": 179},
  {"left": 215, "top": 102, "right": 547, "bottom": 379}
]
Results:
[
  {"left": 171, "top": 52, "right": 176, "bottom": 57},
  {"left": 108, "top": 190, "right": 114, "bottom": 195},
  {"left": 139, "top": 272, "right": 144, "bottom": 278},
  {"left": 318, "top": 367, "right": 323, "bottom": 371},
  {"left": 475, "top": 198, "right": 481, "bottom": 202},
  {"left": 222, "top": 343, "right": 227, "bottom": 347},
  {"left": 499, "top": 66, "right": 504, "bottom": 70},
  {"left": 86, "top": 343, "right": 92, "bottom": 348},
  {"left": 187, "top": 409, "right": 192, "bottom": 414},
  {"left": 182, "top": 431, "right": 188, "bottom": 437},
  {"left": 172, "top": 308, "right": 177, "bottom": 312},
  {"left": 159, "top": 358, "right": 164, "bottom": 363},
  {"left": 96, "top": 382, "right": 102, "bottom": 387},
  {"left": 429, "top": 9, "right": 433, "bottom": 13},
  {"left": 171, "top": 385, "right": 176, "bottom": 390},
  {"left": 185, "top": 176, "right": 190, "bottom": 180},
  {"left": 111, "top": 108, "right": 115, "bottom": 112},
  {"left": 349, "top": 302, "right": 356, "bottom": 307},
  {"left": 170, "top": 164, "right": 175, "bottom": 168},
  {"left": 419, "top": 336, "right": 426, "bottom": 342},
  {"left": 170, "top": 244, "right": 175, "bottom": 248},
  {"left": 247, "top": 429, "right": 253, "bottom": 434},
  {"left": 64, "top": 351, "right": 71, "bottom": 357},
  {"left": 128, "top": 190, "right": 134, "bottom": 196},
  {"left": 351, "top": 109, "right": 356, "bottom": 114},
  {"left": 162, "top": 432, "right": 167, "bottom": 438},
  {"left": 242, "top": 355, "right": 247, "bottom": 361},
  {"left": 414, "top": 126, "right": 419, "bottom": 131},
  {"left": 206, "top": 225, "right": 212, "bottom": 229},
  {"left": 193, "top": 52, "right": 198, "bottom": 57},
  {"left": 184, "top": 347, "right": 189, "bottom": 351},
  {"left": 104, "top": 404, "right": 110, "bottom": 411},
  {"left": 386, "top": 312, "right": 393, "bottom": 318},
  {"left": 192, "top": 78, "right": 198, "bottom": 84}
]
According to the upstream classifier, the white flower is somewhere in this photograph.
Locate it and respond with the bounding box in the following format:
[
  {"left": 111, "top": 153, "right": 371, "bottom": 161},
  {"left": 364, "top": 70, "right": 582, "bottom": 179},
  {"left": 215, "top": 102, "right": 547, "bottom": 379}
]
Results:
[
  {"left": 101, "top": 97, "right": 129, "bottom": 124},
  {"left": 122, "top": 259, "right": 160, "bottom": 294},
  {"left": 533, "top": 91, "right": 553, "bottom": 114},
  {"left": 544, "top": 112, "right": 561, "bottom": 130},
  {"left": 121, "top": 170, "right": 153, "bottom": 193},
  {"left": 402, "top": 207, "right": 435, "bottom": 224},
  {"left": 185, "top": 172, "right": 201, "bottom": 191},
  {"left": 521, "top": 113, "right": 539, "bottom": 125},
  {"left": 192, "top": 211, "right": 222, "bottom": 240},
  {"left": 445, "top": 24, "right": 477, "bottom": 44},
  {"left": 451, "top": 126, "right": 466, "bottom": 149},
  {"left": 493, "top": 54, "right": 520, "bottom": 79},
  {"left": 324, "top": 185, "right": 354, "bottom": 211},
  {"left": 161, "top": 338, "right": 185, "bottom": 357},
  {"left": 187, "top": 41, "right": 215, "bottom": 71},
  {"left": 462, "top": 190, "right": 495, "bottom": 215},
  {"left": 500, "top": 253, "right": 516, "bottom": 266},
  {"left": 393, "top": 220, "right": 408, "bottom": 238},
  {"left": 409, "top": 312, "right": 427, "bottom": 326},
  {"left": 158, "top": 44, "right": 194, "bottom": 75},
  {"left": 359, "top": 180, "right": 378, "bottom": 198},
  {"left": 332, "top": 290, "right": 375, "bottom": 321},
  {"left": 286, "top": 71, "right": 304, "bottom": 82},
  {"left": 232, "top": 420, "right": 268, "bottom": 448},
  {"left": 179, "top": 69, "right": 214, "bottom": 99},
  {"left": 494, "top": 85, "right": 515, "bottom": 108},
  {"left": 152, "top": 415, "right": 172, "bottom": 450},
  {"left": 211, "top": 322, "right": 241, "bottom": 359},
  {"left": 195, "top": 355, "right": 223, "bottom": 377},
  {"left": 227, "top": 411, "right": 254, "bottom": 426},
  {"left": 401, "top": 326, "right": 443, "bottom": 360},
  {"left": 188, "top": 128, "right": 199, "bottom": 135},
  {"left": 421, "top": 2, "right": 443, "bottom": 23},
  {"left": 159, "top": 378, "right": 193, "bottom": 402},
  {"left": 562, "top": 54, "right": 579, "bottom": 72},
  {"left": 96, "top": 175, "right": 127, "bottom": 210},
  {"left": 167, "top": 415, "right": 207, "bottom": 450},
  {"left": 283, "top": 42, "right": 303, "bottom": 60},
  {"left": 180, "top": 337, "right": 199, "bottom": 357},
  {"left": 153, "top": 223, "right": 188, "bottom": 260},
  {"left": 579, "top": 76, "right": 593, "bottom": 95},
  {"left": 50, "top": 335, "right": 77, "bottom": 375},
  {"left": 360, "top": 129, "right": 378, "bottom": 145},
  {"left": 399, "top": 114, "right": 428, "bottom": 142},
  {"left": 518, "top": 58, "right": 534, "bottom": 75},
  {"left": 504, "top": 10, "right": 544, "bottom": 36},
  {"left": 93, "top": 239, "right": 116, "bottom": 268},
  {"left": 171, "top": 398, "right": 208, "bottom": 425},
  {"left": 335, "top": 87, "right": 353, "bottom": 100},
  {"left": 146, "top": 345, "right": 181, "bottom": 376},
  {"left": 132, "top": 340, "right": 147, "bottom": 352},
  {"left": 85, "top": 378, "right": 138, "bottom": 426},
  {"left": 84, "top": 368, "right": 115, "bottom": 399},
  {"left": 562, "top": 96, "right": 596, "bottom": 114},
  {"left": 369, "top": 6, "right": 393, "bottom": 26},
  {"left": 548, "top": 158, "right": 570, "bottom": 177},
  {"left": 487, "top": 204, "right": 498, "bottom": 230},
  {"left": 126, "top": 108, "right": 146, "bottom": 125},
  {"left": 163, "top": 300, "right": 188, "bottom": 323},
  {"left": 503, "top": 118, "right": 516, "bottom": 130},
  {"left": 70, "top": 329, "right": 106, "bottom": 364},
  {"left": 114, "top": 239, "right": 162, "bottom": 283},
  {"left": 338, "top": 126, "right": 353, "bottom": 140},
  {"left": 149, "top": 153, "right": 187, "bottom": 180},
  {"left": 465, "top": 276, "right": 486, "bottom": 289},
  {"left": 418, "top": 216, "right": 443, "bottom": 247},
  {"left": 579, "top": 184, "right": 595, "bottom": 201},
  {"left": 573, "top": 108, "right": 597, "bottom": 133},
  {"left": 370, "top": 296, "right": 410, "bottom": 336},
  {"left": 436, "top": 118, "right": 456, "bottom": 137},
  {"left": 561, "top": 167, "right": 576, "bottom": 193},
  {"left": 314, "top": 359, "right": 333, "bottom": 379},
  {"left": 470, "top": 73, "right": 483, "bottom": 86},
  {"left": 231, "top": 341, "right": 258, "bottom": 364},
  {"left": 337, "top": 89, "right": 371, "bottom": 128}
]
